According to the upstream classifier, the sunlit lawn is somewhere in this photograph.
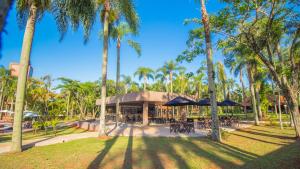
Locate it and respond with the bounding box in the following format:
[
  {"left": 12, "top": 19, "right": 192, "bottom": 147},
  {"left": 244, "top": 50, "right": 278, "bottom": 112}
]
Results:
[
  {"left": 0, "top": 127, "right": 87, "bottom": 143},
  {"left": 0, "top": 125, "right": 299, "bottom": 169}
]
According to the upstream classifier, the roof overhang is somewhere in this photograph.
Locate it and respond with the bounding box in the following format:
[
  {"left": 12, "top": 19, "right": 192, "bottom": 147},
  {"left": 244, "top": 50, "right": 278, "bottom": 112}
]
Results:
[{"left": 96, "top": 91, "right": 192, "bottom": 106}]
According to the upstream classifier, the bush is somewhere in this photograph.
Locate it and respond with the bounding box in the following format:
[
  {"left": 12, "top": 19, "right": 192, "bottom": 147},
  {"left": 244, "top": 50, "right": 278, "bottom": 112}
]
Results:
[
  {"left": 32, "top": 121, "right": 42, "bottom": 135},
  {"left": 221, "top": 129, "right": 230, "bottom": 141}
]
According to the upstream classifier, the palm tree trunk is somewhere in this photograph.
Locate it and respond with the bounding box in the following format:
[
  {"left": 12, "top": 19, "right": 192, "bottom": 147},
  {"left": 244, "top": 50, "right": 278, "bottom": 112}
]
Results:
[
  {"left": 271, "top": 81, "right": 278, "bottom": 117},
  {"left": 10, "top": 97, "right": 13, "bottom": 111},
  {"left": 66, "top": 91, "right": 70, "bottom": 119},
  {"left": 99, "top": 1, "right": 110, "bottom": 136},
  {"left": 170, "top": 72, "right": 173, "bottom": 94},
  {"left": 0, "top": 80, "right": 4, "bottom": 109},
  {"left": 200, "top": 0, "right": 221, "bottom": 142},
  {"left": 240, "top": 71, "right": 247, "bottom": 114},
  {"left": 278, "top": 91, "right": 283, "bottom": 129},
  {"left": 255, "top": 86, "right": 263, "bottom": 120},
  {"left": 143, "top": 75, "right": 147, "bottom": 91},
  {"left": 247, "top": 64, "right": 259, "bottom": 125},
  {"left": 11, "top": 4, "right": 37, "bottom": 153},
  {"left": 115, "top": 37, "right": 121, "bottom": 126}
]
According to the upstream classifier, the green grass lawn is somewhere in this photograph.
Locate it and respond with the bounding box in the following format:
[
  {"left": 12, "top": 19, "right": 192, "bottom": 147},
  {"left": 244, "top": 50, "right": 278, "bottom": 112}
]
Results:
[
  {"left": 0, "top": 126, "right": 87, "bottom": 143},
  {"left": 0, "top": 125, "right": 299, "bottom": 169}
]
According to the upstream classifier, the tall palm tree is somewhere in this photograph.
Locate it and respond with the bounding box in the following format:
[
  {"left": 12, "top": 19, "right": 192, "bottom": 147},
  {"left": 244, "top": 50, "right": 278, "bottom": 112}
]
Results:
[
  {"left": 111, "top": 22, "right": 140, "bottom": 126},
  {"left": 247, "top": 63, "right": 260, "bottom": 125},
  {"left": 134, "top": 67, "right": 154, "bottom": 91},
  {"left": 11, "top": 0, "right": 51, "bottom": 153},
  {"left": 0, "top": 0, "right": 13, "bottom": 54},
  {"left": 11, "top": 0, "right": 95, "bottom": 152},
  {"left": 96, "top": 0, "right": 139, "bottom": 136},
  {"left": 200, "top": 0, "right": 221, "bottom": 141},
  {"left": 160, "top": 60, "right": 184, "bottom": 95}
]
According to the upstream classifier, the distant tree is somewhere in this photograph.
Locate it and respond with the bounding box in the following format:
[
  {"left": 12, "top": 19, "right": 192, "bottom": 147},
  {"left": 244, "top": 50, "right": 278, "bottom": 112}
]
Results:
[
  {"left": 159, "top": 60, "right": 185, "bottom": 95},
  {"left": 134, "top": 67, "right": 154, "bottom": 91},
  {"left": 217, "top": 62, "right": 227, "bottom": 100},
  {"left": 214, "top": 0, "right": 300, "bottom": 137}
]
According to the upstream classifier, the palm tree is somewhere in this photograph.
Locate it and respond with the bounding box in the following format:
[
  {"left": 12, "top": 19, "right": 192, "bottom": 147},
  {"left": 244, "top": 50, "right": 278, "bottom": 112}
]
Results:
[
  {"left": 217, "top": 61, "right": 227, "bottom": 100},
  {"left": 191, "top": 71, "right": 205, "bottom": 99},
  {"left": 155, "top": 67, "right": 169, "bottom": 92},
  {"left": 11, "top": 0, "right": 96, "bottom": 152},
  {"left": 0, "top": 67, "right": 10, "bottom": 109},
  {"left": 121, "top": 75, "right": 133, "bottom": 94},
  {"left": 96, "top": 0, "right": 139, "bottom": 136},
  {"left": 160, "top": 60, "right": 184, "bottom": 95},
  {"left": 174, "top": 70, "right": 189, "bottom": 95},
  {"left": 11, "top": 0, "right": 51, "bottom": 153},
  {"left": 55, "top": 77, "right": 79, "bottom": 118},
  {"left": 134, "top": 67, "right": 154, "bottom": 91},
  {"left": 200, "top": 0, "right": 221, "bottom": 141},
  {"left": 0, "top": 0, "right": 13, "bottom": 54},
  {"left": 247, "top": 63, "right": 260, "bottom": 125},
  {"left": 111, "top": 22, "right": 140, "bottom": 126}
]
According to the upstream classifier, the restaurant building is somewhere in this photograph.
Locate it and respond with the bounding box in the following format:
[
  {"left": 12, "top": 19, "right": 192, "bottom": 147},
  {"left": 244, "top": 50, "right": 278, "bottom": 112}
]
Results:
[{"left": 96, "top": 91, "right": 193, "bottom": 125}]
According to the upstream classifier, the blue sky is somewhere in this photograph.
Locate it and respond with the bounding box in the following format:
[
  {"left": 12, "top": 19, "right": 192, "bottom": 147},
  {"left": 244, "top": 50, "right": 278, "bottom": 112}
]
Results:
[{"left": 1, "top": 0, "right": 232, "bottom": 86}]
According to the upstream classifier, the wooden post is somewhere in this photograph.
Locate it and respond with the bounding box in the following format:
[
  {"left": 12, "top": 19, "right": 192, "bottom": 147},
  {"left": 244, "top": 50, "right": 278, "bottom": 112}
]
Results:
[{"left": 143, "top": 102, "right": 149, "bottom": 126}]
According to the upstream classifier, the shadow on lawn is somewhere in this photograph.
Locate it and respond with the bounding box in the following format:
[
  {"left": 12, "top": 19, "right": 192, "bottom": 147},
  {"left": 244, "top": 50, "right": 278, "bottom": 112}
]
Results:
[
  {"left": 237, "top": 128, "right": 296, "bottom": 140},
  {"left": 87, "top": 125, "right": 126, "bottom": 169},
  {"left": 122, "top": 127, "right": 133, "bottom": 169},
  {"left": 238, "top": 140, "right": 300, "bottom": 169}
]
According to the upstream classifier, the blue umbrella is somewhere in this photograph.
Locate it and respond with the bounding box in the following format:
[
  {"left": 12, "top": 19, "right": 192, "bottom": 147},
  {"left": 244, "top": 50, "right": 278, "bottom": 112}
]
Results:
[
  {"left": 164, "top": 96, "right": 197, "bottom": 106},
  {"left": 197, "top": 98, "right": 221, "bottom": 106},
  {"left": 219, "top": 99, "right": 242, "bottom": 107}
]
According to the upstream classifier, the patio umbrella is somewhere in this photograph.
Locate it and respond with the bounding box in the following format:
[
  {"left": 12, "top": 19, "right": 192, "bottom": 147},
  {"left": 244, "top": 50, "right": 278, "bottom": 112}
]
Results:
[
  {"left": 218, "top": 99, "right": 242, "bottom": 116},
  {"left": 218, "top": 99, "right": 242, "bottom": 107},
  {"left": 197, "top": 98, "right": 221, "bottom": 106},
  {"left": 164, "top": 96, "right": 197, "bottom": 106}
]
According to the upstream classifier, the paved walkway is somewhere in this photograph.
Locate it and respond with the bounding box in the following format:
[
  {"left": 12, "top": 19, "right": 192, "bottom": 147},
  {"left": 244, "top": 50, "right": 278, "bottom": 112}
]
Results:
[{"left": 0, "top": 123, "right": 251, "bottom": 154}]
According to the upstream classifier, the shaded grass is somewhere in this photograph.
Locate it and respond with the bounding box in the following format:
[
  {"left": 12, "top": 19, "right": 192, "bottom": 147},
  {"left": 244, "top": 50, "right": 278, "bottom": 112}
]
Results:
[
  {"left": 0, "top": 125, "right": 299, "bottom": 169},
  {"left": 0, "top": 127, "right": 87, "bottom": 143}
]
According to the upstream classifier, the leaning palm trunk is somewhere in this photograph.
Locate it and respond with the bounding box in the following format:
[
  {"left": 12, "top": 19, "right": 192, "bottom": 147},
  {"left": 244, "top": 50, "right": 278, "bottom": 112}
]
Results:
[
  {"left": 200, "top": 0, "right": 221, "bottom": 142},
  {"left": 247, "top": 64, "right": 259, "bottom": 125},
  {"left": 115, "top": 37, "right": 121, "bottom": 126},
  {"left": 99, "top": 2, "right": 110, "bottom": 136},
  {"left": 11, "top": 4, "right": 37, "bottom": 153}
]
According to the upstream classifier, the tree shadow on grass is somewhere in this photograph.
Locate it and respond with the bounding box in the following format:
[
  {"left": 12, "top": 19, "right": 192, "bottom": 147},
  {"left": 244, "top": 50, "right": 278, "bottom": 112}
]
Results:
[
  {"left": 238, "top": 140, "right": 300, "bottom": 169},
  {"left": 177, "top": 138, "right": 242, "bottom": 168},
  {"left": 122, "top": 126, "right": 133, "bottom": 169},
  {"left": 241, "top": 129, "right": 296, "bottom": 140},
  {"left": 230, "top": 133, "right": 287, "bottom": 145},
  {"left": 87, "top": 126, "right": 126, "bottom": 169},
  {"left": 149, "top": 137, "right": 191, "bottom": 169},
  {"left": 204, "top": 140, "right": 259, "bottom": 161}
]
